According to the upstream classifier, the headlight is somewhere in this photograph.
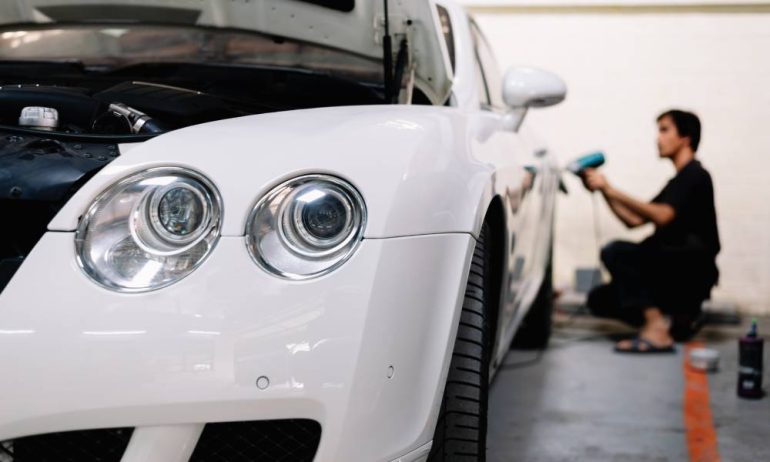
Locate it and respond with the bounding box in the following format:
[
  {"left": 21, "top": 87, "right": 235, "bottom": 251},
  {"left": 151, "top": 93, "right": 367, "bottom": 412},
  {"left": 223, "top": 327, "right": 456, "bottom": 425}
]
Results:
[
  {"left": 246, "top": 175, "right": 366, "bottom": 279},
  {"left": 75, "top": 167, "right": 222, "bottom": 292}
]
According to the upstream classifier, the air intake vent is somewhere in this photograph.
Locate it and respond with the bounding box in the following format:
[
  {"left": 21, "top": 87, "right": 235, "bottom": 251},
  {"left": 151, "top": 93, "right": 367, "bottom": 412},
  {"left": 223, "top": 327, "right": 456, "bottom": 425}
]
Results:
[
  {"left": 190, "top": 419, "right": 322, "bottom": 462},
  {"left": 1, "top": 428, "right": 133, "bottom": 462}
]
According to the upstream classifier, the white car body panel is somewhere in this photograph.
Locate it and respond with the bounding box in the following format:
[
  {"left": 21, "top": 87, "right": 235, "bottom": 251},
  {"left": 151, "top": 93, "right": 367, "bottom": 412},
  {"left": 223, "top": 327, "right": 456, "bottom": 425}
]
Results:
[
  {"left": 0, "top": 1, "right": 562, "bottom": 460},
  {"left": 1, "top": 232, "right": 472, "bottom": 461}
]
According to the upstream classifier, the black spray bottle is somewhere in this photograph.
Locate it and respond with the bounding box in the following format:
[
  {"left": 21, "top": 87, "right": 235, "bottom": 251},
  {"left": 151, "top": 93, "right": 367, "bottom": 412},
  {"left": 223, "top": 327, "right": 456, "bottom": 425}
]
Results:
[{"left": 737, "top": 320, "right": 764, "bottom": 399}]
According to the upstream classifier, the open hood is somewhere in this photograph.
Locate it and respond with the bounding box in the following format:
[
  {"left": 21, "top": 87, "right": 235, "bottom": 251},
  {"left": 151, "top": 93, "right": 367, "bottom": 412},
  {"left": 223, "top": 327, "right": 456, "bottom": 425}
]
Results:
[{"left": 0, "top": 0, "right": 454, "bottom": 103}]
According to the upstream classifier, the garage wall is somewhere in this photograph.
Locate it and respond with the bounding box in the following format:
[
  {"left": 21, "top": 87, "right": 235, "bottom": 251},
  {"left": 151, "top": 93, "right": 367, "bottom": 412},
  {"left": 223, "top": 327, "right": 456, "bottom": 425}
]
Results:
[{"left": 459, "top": 0, "right": 770, "bottom": 314}]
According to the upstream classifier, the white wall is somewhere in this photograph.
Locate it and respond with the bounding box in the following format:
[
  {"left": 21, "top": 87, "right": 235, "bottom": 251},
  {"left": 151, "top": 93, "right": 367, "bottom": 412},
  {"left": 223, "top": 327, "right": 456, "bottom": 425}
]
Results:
[{"left": 462, "top": 1, "right": 770, "bottom": 314}]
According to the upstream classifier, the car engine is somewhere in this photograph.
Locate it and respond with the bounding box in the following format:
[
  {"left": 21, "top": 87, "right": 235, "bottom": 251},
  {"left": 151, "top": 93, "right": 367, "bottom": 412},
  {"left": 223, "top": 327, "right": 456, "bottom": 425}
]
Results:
[{"left": 0, "top": 80, "right": 256, "bottom": 136}]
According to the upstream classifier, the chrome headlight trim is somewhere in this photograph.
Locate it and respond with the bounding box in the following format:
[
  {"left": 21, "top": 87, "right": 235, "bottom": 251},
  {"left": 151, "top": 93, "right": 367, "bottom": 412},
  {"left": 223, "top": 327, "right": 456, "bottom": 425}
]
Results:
[
  {"left": 75, "top": 167, "right": 223, "bottom": 293},
  {"left": 245, "top": 174, "right": 367, "bottom": 280}
]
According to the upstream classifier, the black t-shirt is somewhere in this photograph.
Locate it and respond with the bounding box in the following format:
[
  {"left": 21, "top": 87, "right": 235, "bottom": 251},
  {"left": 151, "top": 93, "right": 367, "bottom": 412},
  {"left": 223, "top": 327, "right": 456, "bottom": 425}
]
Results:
[{"left": 646, "top": 160, "right": 721, "bottom": 258}]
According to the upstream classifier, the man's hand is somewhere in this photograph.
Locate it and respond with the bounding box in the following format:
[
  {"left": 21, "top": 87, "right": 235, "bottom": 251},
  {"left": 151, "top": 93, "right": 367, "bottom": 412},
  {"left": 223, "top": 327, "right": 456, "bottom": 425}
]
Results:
[{"left": 580, "top": 168, "right": 608, "bottom": 192}]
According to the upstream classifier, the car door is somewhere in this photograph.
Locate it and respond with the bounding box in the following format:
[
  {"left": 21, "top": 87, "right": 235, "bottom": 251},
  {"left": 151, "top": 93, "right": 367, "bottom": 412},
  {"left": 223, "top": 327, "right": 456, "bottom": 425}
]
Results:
[{"left": 467, "top": 21, "right": 549, "bottom": 363}]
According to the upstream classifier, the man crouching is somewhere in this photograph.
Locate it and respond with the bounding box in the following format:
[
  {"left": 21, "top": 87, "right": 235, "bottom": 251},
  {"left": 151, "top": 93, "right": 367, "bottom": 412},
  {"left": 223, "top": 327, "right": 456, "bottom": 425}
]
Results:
[{"left": 582, "top": 110, "right": 720, "bottom": 353}]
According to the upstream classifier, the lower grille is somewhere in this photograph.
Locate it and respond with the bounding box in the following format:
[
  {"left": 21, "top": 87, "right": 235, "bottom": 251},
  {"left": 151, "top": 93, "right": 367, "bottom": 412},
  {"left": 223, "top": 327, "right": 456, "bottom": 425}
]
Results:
[
  {"left": 0, "top": 420, "right": 321, "bottom": 462},
  {"left": 190, "top": 419, "right": 322, "bottom": 462},
  {"left": 0, "top": 428, "right": 133, "bottom": 462}
]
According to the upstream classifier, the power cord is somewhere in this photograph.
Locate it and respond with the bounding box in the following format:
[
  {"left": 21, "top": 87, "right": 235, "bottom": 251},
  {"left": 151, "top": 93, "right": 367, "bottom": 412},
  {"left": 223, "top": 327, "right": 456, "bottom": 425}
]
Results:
[
  {"left": 592, "top": 191, "right": 604, "bottom": 257},
  {"left": 498, "top": 184, "right": 608, "bottom": 373}
]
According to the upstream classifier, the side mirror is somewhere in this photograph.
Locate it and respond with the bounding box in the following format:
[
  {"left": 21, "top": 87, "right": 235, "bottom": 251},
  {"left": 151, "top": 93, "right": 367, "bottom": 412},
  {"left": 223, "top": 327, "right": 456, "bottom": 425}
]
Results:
[{"left": 502, "top": 67, "right": 566, "bottom": 132}]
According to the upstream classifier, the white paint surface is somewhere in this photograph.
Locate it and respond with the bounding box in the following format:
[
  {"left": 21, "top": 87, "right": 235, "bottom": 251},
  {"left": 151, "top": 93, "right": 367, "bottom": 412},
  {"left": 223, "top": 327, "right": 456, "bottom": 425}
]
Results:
[{"left": 469, "top": 5, "right": 770, "bottom": 313}]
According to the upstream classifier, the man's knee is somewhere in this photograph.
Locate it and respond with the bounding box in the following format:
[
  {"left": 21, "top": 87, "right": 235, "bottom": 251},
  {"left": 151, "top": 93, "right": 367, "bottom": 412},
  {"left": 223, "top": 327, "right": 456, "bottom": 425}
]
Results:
[
  {"left": 586, "top": 283, "right": 615, "bottom": 314},
  {"left": 600, "top": 240, "right": 636, "bottom": 270}
]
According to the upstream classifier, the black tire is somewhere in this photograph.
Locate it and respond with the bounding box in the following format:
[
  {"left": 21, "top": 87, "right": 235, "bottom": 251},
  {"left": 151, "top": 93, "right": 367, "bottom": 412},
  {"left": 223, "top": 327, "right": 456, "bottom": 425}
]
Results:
[
  {"left": 511, "top": 252, "right": 554, "bottom": 350},
  {"left": 428, "top": 224, "right": 492, "bottom": 462}
]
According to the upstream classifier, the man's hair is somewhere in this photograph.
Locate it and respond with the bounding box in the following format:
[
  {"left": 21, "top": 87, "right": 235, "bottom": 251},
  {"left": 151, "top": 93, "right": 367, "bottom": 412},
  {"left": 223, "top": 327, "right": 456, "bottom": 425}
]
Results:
[{"left": 657, "top": 109, "right": 701, "bottom": 152}]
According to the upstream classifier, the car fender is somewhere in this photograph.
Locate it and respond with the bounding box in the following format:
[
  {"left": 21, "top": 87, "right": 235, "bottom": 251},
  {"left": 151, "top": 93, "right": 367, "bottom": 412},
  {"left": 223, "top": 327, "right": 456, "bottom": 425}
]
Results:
[{"left": 49, "top": 105, "right": 515, "bottom": 242}]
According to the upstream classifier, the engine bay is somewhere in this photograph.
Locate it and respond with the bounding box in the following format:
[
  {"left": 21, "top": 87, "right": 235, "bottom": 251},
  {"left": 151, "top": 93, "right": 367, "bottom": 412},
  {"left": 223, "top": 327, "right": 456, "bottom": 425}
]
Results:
[
  {"left": 0, "top": 126, "right": 118, "bottom": 292},
  {"left": 0, "top": 61, "right": 390, "bottom": 140},
  {"left": 0, "top": 81, "right": 217, "bottom": 136}
]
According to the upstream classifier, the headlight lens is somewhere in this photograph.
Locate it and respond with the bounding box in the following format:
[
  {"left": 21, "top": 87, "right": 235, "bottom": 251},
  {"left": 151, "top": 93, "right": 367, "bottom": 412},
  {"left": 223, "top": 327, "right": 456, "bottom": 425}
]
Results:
[
  {"left": 157, "top": 186, "right": 206, "bottom": 237},
  {"left": 75, "top": 168, "right": 222, "bottom": 292},
  {"left": 246, "top": 175, "right": 366, "bottom": 279}
]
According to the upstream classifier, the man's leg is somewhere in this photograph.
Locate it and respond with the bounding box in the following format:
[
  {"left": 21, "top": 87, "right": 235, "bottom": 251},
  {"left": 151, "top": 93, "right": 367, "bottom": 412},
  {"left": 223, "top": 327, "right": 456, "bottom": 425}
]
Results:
[
  {"left": 654, "top": 278, "right": 704, "bottom": 342},
  {"left": 669, "top": 302, "right": 706, "bottom": 342},
  {"left": 657, "top": 253, "right": 714, "bottom": 341},
  {"left": 614, "top": 244, "right": 678, "bottom": 351},
  {"left": 599, "top": 241, "right": 674, "bottom": 350},
  {"left": 615, "top": 306, "right": 674, "bottom": 351},
  {"left": 589, "top": 241, "right": 647, "bottom": 325},
  {"left": 586, "top": 282, "right": 644, "bottom": 327}
]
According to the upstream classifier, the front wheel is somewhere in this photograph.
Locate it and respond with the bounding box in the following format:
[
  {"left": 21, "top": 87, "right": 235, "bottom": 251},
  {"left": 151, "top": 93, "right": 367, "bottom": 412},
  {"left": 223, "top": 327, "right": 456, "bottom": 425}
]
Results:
[{"left": 428, "top": 224, "right": 492, "bottom": 462}]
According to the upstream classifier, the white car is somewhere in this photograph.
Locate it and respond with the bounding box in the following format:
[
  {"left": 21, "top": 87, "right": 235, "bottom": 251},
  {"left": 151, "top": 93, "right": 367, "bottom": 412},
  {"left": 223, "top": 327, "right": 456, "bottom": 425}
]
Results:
[{"left": 0, "top": 1, "right": 565, "bottom": 461}]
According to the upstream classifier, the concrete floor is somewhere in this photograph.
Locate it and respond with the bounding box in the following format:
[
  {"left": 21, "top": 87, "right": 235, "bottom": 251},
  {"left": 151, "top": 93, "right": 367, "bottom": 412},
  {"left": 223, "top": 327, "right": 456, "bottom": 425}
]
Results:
[{"left": 488, "top": 313, "right": 770, "bottom": 462}]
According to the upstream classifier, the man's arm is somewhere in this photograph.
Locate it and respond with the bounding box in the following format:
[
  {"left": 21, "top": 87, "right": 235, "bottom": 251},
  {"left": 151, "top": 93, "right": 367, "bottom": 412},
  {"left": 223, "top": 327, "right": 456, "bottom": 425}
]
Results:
[
  {"left": 582, "top": 169, "right": 676, "bottom": 227},
  {"left": 603, "top": 185, "right": 675, "bottom": 227},
  {"left": 603, "top": 195, "right": 646, "bottom": 228}
]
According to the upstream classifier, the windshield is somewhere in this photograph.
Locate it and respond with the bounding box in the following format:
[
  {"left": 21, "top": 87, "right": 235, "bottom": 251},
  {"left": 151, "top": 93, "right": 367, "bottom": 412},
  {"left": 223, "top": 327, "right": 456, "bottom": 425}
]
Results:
[{"left": 0, "top": 24, "right": 383, "bottom": 83}]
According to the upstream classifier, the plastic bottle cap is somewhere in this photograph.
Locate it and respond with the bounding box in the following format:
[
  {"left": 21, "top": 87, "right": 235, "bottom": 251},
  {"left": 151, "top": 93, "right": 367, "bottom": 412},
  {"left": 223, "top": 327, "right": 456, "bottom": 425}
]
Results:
[
  {"left": 19, "top": 106, "right": 59, "bottom": 130},
  {"left": 748, "top": 319, "right": 758, "bottom": 338}
]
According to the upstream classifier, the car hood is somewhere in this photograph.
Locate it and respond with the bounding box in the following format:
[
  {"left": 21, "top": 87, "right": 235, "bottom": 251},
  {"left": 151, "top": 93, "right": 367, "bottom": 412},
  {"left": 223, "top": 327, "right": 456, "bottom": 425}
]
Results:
[
  {"left": 0, "top": 0, "right": 453, "bottom": 103},
  {"left": 48, "top": 105, "right": 489, "bottom": 239}
]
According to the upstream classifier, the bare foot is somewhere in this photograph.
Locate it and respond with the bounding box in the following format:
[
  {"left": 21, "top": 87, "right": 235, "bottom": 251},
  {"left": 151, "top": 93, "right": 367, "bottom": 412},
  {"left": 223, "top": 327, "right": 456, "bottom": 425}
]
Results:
[{"left": 616, "top": 317, "right": 674, "bottom": 351}]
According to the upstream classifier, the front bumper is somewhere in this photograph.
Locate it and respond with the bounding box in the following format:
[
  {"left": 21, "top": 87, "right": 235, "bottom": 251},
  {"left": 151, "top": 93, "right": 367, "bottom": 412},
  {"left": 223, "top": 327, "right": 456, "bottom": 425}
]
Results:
[{"left": 0, "top": 232, "right": 474, "bottom": 462}]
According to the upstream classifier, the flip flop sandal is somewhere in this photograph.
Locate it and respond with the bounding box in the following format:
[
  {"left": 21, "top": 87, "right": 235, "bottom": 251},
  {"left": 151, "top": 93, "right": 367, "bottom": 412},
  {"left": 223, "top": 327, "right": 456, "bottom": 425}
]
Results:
[{"left": 614, "top": 337, "right": 676, "bottom": 354}]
